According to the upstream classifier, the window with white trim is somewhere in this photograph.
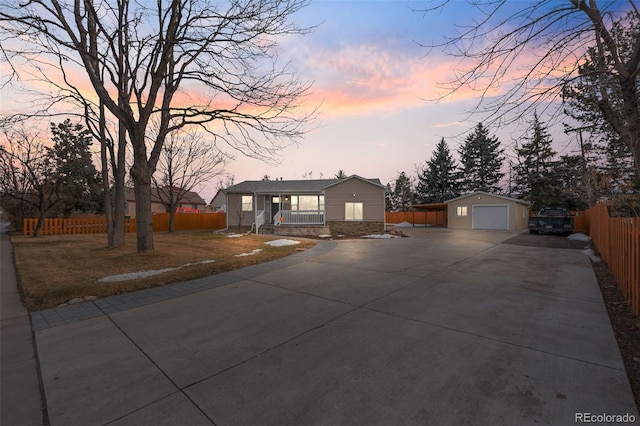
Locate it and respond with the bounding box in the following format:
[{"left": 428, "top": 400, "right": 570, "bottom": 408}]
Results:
[
  {"left": 291, "top": 195, "right": 324, "bottom": 212},
  {"left": 456, "top": 206, "right": 468, "bottom": 217},
  {"left": 241, "top": 195, "right": 253, "bottom": 212},
  {"left": 345, "top": 202, "right": 363, "bottom": 221}
]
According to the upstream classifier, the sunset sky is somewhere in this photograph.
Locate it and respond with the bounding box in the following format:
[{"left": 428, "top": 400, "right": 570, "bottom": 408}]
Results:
[
  {"left": 218, "top": 0, "right": 578, "bottom": 202},
  {"left": 0, "top": 0, "right": 610, "bottom": 203}
]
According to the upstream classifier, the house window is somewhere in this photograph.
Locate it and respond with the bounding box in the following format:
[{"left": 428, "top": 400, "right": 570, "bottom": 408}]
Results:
[
  {"left": 456, "top": 206, "right": 468, "bottom": 217},
  {"left": 291, "top": 195, "right": 324, "bottom": 211},
  {"left": 241, "top": 195, "right": 253, "bottom": 212},
  {"left": 345, "top": 202, "right": 363, "bottom": 221}
]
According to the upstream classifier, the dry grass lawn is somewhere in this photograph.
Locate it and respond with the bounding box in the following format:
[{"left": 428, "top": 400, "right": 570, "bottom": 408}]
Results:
[{"left": 11, "top": 231, "right": 316, "bottom": 312}]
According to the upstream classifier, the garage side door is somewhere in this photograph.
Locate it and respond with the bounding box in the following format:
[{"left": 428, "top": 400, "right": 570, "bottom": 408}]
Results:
[{"left": 473, "top": 205, "right": 508, "bottom": 230}]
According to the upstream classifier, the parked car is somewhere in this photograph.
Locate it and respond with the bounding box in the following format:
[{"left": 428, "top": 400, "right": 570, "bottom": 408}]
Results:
[{"left": 528, "top": 207, "right": 574, "bottom": 235}]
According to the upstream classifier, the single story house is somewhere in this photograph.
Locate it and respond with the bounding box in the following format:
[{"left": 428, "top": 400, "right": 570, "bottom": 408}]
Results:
[
  {"left": 209, "top": 189, "right": 226, "bottom": 212},
  {"left": 445, "top": 191, "right": 530, "bottom": 231},
  {"left": 224, "top": 175, "right": 386, "bottom": 236},
  {"left": 124, "top": 187, "right": 207, "bottom": 218}
]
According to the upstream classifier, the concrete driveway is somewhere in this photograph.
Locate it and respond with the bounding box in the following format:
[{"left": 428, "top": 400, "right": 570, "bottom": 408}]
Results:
[{"left": 30, "top": 228, "right": 638, "bottom": 425}]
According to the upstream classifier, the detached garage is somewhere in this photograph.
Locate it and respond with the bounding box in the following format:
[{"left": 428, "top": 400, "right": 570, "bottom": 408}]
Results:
[{"left": 446, "top": 191, "right": 530, "bottom": 231}]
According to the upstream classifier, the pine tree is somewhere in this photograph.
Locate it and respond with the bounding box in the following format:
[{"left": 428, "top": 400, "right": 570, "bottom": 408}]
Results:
[
  {"left": 416, "top": 138, "right": 458, "bottom": 203},
  {"left": 49, "top": 120, "right": 102, "bottom": 216},
  {"left": 392, "top": 171, "right": 414, "bottom": 212},
  {"left": 458, "top": 123, "right": 504, "bottom": 193},
  {"left": 384, "top": 183, "right": 394, "bottom": 211},
  {"left": 550, "top": 155, "right": 590, "bottom": 210},
  {"left": 513, "top": 113, "right": 557, "bottom": 210}
]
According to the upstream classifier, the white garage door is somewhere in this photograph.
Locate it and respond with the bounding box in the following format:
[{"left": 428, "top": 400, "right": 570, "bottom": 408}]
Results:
[{"left": 473, "top": 205, "right": 508, "bottom": 230}]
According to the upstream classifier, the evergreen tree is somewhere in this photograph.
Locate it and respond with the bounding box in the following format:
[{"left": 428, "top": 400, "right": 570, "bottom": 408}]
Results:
[
  {"left": 561, "top": 11, "right": 640, "bottom": 177},
  {"left": 458, "top": 123, "right": 504, "bottom": 193},
  {"left": 550, "top": 155, "right": 590, "bottom": 211},
  {"left": 392, "top": 171, "right": 414, "bottom": 212},
  {"left": 562, "top": 13, "right": 640, "bottom": 210},
  {"left": 335, "top": 170, "right": 347, "bottom": 179},
  {"left": 384, "top": 183, "right": 394, "bottom": 211},
  {"left": 513, "top": 113, "right": 557, "bottom": 210},
  {"left": 416, "top": 138, "right": 458, "bottom": 203},
  {"left": 49, "top": 120, "right": 102, "bottom": 216}
]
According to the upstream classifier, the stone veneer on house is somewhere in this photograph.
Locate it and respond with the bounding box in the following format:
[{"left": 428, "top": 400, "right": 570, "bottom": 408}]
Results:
[
  {"left": 274, "top": 226, "right": 331, "bottom": 237},
  {"left": 326, "top": 221, "right": 384, "bottom": 236}
]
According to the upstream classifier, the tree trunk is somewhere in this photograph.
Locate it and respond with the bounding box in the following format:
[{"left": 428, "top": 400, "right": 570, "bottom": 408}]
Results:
[
  {"left": 99, "top": 100, "right": 115, "bottom": 247},
  {"left": 169, "top": 206, "right": 175, "bottom": 232},
  {"left": 168, "top": 188, "right": 176, "bottom": 232},
  {"left": 131, "top": 157, "right": 154, "bottom": 252},
  {"left": 33, "top": 209, "right": 45, "bottom": 238},
  {"left": 111, "top": 122, "right": 127, "bottom": 247}
]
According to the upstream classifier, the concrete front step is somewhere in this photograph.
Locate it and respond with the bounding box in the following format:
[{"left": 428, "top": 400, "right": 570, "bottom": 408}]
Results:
[{"left": 258, "top": 224, "right": 275, "bottom": 234}]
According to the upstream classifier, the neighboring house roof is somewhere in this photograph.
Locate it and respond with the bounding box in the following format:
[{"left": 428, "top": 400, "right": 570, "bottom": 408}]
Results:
[
  {"left": 158, "top": 187, "right": 207, "bottom": 205},
  {"left": 225, "top": 175, "right": 384, "bottom": 194},
  {"left": 411, "top": 203, "right": 448, "bottom": 211},
  {"left": 124, "top": 187, "right": 206, "bottom": 205},
  {"left": 210, "top": 189, "right": 225, "bottom": 205},
  {"left": 445, "top": 191, "right": 531, "bottom": 206}
]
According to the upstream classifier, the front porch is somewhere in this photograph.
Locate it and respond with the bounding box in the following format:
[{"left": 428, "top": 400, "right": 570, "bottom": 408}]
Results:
[{"left": 252, "top": 194, "right": 326, "bottom": 233}]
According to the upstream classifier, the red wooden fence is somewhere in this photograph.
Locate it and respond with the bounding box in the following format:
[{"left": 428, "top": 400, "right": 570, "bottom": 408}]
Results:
[
  {"left": 23, "top": 212, "right": 227, "bottom": 236},
  {"left": 385, "top": 211, "right": 446, "bottom": 227},
  {"left": 584, "top": 203, "right": 640, "bottom": 315}
]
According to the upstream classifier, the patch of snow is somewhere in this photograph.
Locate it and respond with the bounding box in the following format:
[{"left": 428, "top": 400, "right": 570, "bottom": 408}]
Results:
[
  {"left": 264, "top": 239, "right": 300, "bottom": 247},
  {"left": 226, "top": 233, "right": 244, "bottom": 238},
  {"left": 235, "top": 249, "right": 263, "bottom": 257},
  {"left": 393, "top": 221, "right": 413, "bottom": 227},
  {"left": 362, "top": 234, "right": 394, "bottom": 239},
  {"left": 568, "top": 233, "right": 591, "bottom": 242},
  {"left": 98, "top": 259, "right": 215, "bottom": 283},
  {"left": 580, "top": 248, "right": 601, "bottom": 263},
  {"left": 318, "top": 234, "right": 332, "bottom": 238}
]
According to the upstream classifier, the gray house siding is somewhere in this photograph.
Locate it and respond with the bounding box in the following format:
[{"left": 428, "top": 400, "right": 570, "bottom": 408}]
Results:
[
  {"left": 224, "top": 175, "right": 385, "bottom": 235},
  {"left": 325, "top": 178, "right": 385, "bottom": 221},
  {"left": 226, "top": 193, "right": 263, "bottom": 228},
  {"left": 446, "top": 192, "right": 530, "bottom": 231}
]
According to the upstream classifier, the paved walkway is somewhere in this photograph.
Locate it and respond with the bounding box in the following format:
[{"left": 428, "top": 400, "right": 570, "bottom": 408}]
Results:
[
  {"left": 4, "top": 228, "right": 639, "bottom": 425},
  {"left": 1, "top": 229, "right": 46, "bottom": 425}
]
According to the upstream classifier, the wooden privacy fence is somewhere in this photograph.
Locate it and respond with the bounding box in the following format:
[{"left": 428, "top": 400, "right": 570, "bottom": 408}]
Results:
[
  {"left": 584, "top": 202, "right": 640, "bottom": 315},
  {"left": 23, "top": 212, "right": 227, "bottom": 236},
  {"left": 386, "top": 211, "right": 446, "bottom": 226},
  {"left": 151, "top": 212, "right": 226, "bottom": 232},
  {"left": 572, "top": 212, "right": 588, "bottom": 233}
]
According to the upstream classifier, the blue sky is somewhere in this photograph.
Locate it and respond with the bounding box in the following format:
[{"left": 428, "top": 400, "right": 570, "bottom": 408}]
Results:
[
  {"left": 0, "top": 0, "right": 595, "bottom": 202},
  {"left": 216, "top": 0, "right": 585, "bottom": 202},
  {"left": 221, "top": 2, "right": 471, "bottom": 194}
]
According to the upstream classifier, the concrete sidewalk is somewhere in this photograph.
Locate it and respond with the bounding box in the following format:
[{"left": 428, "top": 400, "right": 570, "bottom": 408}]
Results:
[
  {"left": 18, "top": 229, "right": 640, "bottom": 424},
  {"left": 1, "top": 229, "right": 46, "bottom": 425}
]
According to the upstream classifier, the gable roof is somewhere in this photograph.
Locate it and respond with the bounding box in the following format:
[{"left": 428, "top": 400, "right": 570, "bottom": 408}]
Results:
[
  {"left": 124, "top": 187, "right": 206, "bottom": 205},
  {"left": 445, "top": 191, "right": 530, "bottom": 206},
  {"left": 322, "top": 175, "right": 384, "bottom": 189},
  {"left": 225, "top": 175, "right": 384, "bottom": 194}
]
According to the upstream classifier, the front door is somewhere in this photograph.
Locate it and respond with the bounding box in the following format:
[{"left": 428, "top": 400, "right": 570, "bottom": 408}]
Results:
[{"left": 271, "top": 196, "right": 281, "bottom": 223}]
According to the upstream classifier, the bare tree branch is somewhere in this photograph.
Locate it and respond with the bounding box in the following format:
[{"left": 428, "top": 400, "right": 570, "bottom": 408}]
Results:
[{"left": 0, "top": 0, "right": 316, "bottom": 252}]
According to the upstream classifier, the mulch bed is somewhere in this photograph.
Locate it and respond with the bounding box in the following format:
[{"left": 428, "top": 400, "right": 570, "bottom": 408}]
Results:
[{"left": 592, "top": 253, "right": 640, "bottom": 411}]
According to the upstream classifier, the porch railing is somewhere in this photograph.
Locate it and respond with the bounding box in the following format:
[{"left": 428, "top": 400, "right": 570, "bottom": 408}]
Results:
[
  {"left": 274, "top": 210, "right": 325, "bottom": 225},
  {"left": 252, "top": 210, "right": 265, "bottom": 234}
]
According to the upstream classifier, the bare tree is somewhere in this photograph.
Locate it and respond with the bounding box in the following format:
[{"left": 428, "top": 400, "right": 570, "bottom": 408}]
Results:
[
  {"left": 152, "top": 128, "right": 228, "bottom": 232},
  {"left": 0, "top": 0, "right": 314, "bottom": 252},
  {"left": 421, "top": 0, "right": 640, "bottom": 176},
  {"left": 0, "top": 127, "right": 59, "bottom": 236}
]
